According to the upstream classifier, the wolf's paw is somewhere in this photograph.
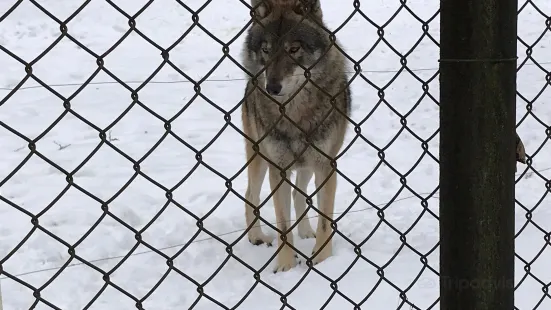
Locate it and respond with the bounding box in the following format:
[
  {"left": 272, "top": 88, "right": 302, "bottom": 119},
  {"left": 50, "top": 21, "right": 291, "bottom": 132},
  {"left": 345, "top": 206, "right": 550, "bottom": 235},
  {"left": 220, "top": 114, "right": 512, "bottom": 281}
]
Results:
[
  {"left": 248, "top": 230, "right": 274, "bottom": 247},
  {"left": 273, "top": 252, "right": 298, "bottom": 273},
  {"left": 298, "top": 221, "right": 316, "bottom": 239}
]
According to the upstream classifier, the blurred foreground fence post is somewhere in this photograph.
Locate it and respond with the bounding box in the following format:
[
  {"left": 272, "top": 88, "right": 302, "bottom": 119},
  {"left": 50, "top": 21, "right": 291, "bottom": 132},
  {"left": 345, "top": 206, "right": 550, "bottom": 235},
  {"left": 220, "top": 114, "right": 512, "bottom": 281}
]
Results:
[{"left": 439, "top": 0, "right": 517, "bottom": 309}]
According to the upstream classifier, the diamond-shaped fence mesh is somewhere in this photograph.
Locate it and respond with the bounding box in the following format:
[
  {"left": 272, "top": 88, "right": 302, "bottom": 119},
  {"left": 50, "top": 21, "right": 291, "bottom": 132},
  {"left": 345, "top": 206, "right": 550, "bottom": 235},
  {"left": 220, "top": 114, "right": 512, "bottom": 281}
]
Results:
[{"left": 0, "top": 0, "right": 549, "bottom": 309}]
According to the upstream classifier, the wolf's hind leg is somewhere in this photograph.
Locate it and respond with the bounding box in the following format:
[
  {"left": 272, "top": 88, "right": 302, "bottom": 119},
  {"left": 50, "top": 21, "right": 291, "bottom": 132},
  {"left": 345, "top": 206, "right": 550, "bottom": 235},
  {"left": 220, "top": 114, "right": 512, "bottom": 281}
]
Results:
[{"left": 293, "top": 170, "right": 316, "bottom": 239}]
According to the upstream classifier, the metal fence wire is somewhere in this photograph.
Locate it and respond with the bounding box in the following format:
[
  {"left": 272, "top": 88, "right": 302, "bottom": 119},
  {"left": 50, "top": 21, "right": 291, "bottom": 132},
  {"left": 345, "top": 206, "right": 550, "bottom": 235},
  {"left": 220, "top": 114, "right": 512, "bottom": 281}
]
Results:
[{"left": 0, "top": 0, "right": 549, "bottom": 309}]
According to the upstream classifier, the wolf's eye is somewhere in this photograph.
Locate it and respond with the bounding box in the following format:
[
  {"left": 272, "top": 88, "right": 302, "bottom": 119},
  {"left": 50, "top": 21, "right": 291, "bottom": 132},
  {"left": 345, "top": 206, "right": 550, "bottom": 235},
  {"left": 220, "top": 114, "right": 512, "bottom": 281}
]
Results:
[
  {"left": 289, "top": 46, "right": 301, "bottom": 53},
  {"left": 261, "top": 47, "right": 269, "bottom": 53}
]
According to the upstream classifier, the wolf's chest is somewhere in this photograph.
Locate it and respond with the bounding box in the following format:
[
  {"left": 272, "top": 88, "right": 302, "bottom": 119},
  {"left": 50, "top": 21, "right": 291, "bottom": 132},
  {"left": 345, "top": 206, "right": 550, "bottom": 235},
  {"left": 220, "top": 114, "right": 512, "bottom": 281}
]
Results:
[{"left": 260, "top": 121, "right": 334, "bottom": 167}]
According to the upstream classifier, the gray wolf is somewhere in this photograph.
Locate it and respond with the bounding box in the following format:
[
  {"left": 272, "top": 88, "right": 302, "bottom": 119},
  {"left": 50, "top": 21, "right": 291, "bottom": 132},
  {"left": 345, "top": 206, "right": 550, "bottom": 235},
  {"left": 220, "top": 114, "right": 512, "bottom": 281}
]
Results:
[{"left": 240, "top": 0, "right": 351, "bottom": 272}]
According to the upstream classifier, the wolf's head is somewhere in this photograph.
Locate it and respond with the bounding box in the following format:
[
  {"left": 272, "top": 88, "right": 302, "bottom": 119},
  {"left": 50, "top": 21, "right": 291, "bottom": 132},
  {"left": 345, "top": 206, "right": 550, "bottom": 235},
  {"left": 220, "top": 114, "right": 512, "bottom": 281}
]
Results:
[{"left": 243, "top": 10, "right": 330, "bottom": 97}]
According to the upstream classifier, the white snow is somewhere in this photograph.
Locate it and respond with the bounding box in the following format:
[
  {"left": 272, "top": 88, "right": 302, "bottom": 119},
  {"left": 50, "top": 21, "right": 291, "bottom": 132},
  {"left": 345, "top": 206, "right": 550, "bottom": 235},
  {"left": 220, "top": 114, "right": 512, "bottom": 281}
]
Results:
[{"left": 0, "top": 0, "right": 550, "bottom": 309}]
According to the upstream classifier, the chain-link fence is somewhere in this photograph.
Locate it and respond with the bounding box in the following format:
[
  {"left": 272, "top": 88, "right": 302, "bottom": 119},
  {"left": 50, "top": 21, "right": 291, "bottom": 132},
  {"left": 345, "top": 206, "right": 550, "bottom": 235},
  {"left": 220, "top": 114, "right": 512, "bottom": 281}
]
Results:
[{"left": 0, "top": 0, "right": 549, "bottom": 309}]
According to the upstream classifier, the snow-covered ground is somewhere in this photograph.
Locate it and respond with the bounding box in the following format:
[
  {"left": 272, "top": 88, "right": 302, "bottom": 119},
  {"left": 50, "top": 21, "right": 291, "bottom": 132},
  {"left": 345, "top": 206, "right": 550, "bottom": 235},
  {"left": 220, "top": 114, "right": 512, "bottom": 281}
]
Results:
[{"left": 0, "top": 0, "right": 549, "bottom": 309}]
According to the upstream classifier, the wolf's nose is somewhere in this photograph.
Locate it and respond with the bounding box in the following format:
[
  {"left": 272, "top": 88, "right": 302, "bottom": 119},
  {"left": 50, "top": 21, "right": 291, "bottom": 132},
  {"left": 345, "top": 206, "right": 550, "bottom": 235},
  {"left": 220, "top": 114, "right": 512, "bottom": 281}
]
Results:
[{"left": 266, "top": 83, "right": 282, "bottom": 96}]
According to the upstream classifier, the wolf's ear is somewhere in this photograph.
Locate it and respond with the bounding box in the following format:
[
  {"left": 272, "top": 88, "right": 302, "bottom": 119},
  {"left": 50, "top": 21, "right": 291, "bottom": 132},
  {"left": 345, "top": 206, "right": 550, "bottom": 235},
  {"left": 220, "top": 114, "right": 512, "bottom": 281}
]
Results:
[
  {"left": 292, "top": 0, "right": 323, "bottom": 20},
  {"left": 250, "top": 0, "right": 323, "bottom": 20},
  {"left": 250, "top": 0, "right": 272, "bottom": 19}
]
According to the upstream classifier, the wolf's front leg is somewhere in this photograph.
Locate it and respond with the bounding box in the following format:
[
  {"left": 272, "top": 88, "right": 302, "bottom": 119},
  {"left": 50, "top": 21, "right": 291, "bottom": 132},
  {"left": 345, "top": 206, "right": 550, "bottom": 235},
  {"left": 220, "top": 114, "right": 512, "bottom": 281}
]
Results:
[
  {"left": 269, "top": 166, "right": 297, "bottom": 272},
  {"left": 245, "top": 155, "right": 274, "bottom": 246},
  {"left": 311, "top": 166, "right": 336, "bottom": 265}
]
